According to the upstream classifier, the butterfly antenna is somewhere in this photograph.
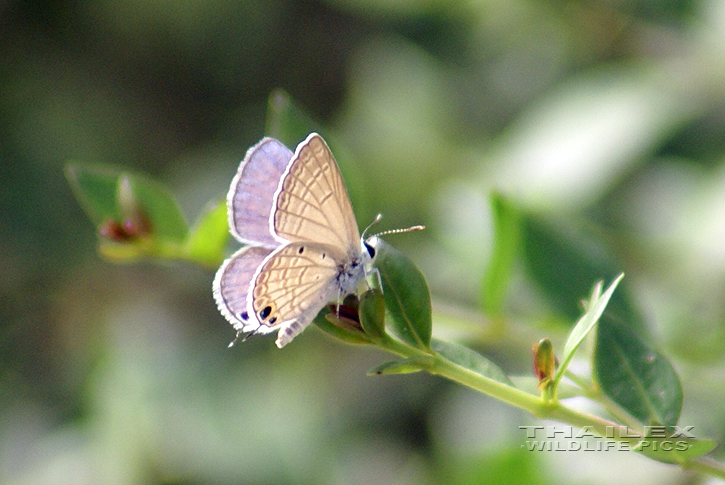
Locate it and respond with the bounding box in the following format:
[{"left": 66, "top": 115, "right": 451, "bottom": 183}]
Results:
[
  {"left": 363, "top": 214, "right": 425, "bottom": 239},
  {"left": 373, "top": 225, "right": 425, "bottom": 237},
  {"left": 361, "top": 214, "right": 383, "bottom": 240},
  {"left": 372, "top": 224, "right": 425, "bottom": 238}
]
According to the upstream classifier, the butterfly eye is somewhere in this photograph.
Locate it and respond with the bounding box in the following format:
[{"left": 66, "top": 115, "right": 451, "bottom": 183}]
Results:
[{"left": 364, "top": 241, "right": 376, "bottom": 258}]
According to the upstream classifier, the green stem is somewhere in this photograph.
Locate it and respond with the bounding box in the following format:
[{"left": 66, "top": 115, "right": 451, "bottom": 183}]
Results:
[
  {"left": 376, "top": 334, "right": 725, "bottom": 480},
  {"left": 683, "top": 457, "right": 725, "bottom": 478}
]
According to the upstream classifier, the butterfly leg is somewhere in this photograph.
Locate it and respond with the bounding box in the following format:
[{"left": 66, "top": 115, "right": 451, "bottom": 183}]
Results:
[
  {"left": 228, "top": 328, "right": 260, "bottom": 348},
  {"left": 227, "top": 330, "right": 243, "bottom": 348}
]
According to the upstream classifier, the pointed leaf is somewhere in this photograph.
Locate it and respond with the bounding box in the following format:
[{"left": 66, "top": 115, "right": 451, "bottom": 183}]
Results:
[
  {"left": 123, "top": 173, "right": 188, "bottom": 243},
  {"left": 372, "top": 238, "right": 432, "bottom": 350},
  {"left": 359, "top": 289, "right": 386, "bottom": 341},
  {"left": 313, "top": 309, "right": 371, "bottom": 346},
  {"left": 185, "top": 199, "right": 230, "bottom": 268},
  {"left": 595, "top": 320, "right": 683, "bottom": 427},
  {"left": 65, "top": 163, "right": 123, "bottom": 225},
  {"left": 266, "top": 89, "right": 319, "bottom": 148},
  {"left": 635, "top": 438, "right": 717, "bottom": 464},
  {"left": 265, "top": 90, "right": 370, "bottom": 220},
  {"left": 553, "top": 274, "right": 624, "bottom": 385},
  {"left": 66, "top": 162, "right": 189, "bottom": 244},
  {"left": 432, "top": 338, "right": 513, "bottom": 386},
  {"left": 481, "top": 192, "right": 521, "bottom": 316},
  {"left": 368, "top": 356, "right": 434, "bottom": 376},
  {"left": 523, "top": 215, "right": 640, "bottom": 328},
  {"left": 564, "top": 275, "right": 623, "bottom": 357}
]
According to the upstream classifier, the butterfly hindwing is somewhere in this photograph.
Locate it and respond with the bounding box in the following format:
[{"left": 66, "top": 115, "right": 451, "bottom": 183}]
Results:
[
  {"left": 213, "top": 246, "right": 273, "bottom": 332},
  {"left": 250, "top": 242, "right": 347, "bottom": 346}
]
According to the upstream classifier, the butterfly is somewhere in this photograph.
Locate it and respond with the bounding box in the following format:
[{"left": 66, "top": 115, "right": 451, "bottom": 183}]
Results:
[{"left": 213, "top": 133, "right": 377, "bottom": 348}]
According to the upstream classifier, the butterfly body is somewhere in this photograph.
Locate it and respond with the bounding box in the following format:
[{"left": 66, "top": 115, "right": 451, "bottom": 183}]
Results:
[{"left": 214, "top": 133, "right": 373, "bottom": 348}]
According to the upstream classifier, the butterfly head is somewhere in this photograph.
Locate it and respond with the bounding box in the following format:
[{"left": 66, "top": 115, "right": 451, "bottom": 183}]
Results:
[{"left": 363, "top": 239, "right": 376, "bottom": 260}]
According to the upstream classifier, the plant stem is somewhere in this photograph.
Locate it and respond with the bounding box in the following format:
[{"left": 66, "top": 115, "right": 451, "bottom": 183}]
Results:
[{"left": 376, "top": 334, "right": 725, "bottom": 480}]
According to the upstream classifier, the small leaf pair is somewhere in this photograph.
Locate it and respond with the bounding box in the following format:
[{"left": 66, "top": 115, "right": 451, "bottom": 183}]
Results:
[{"left": 66, "top": 163, "right": 228, "bottom": 268}]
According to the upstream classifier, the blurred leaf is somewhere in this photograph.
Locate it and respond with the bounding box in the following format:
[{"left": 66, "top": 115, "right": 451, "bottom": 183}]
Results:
[
  {"left": 65, "top": 162, "right": 123, "bottom": 225},
  {"left": 488, "top": 68, "right": 698, "bottom": 210},
  {"left": 66, "top": 162, "right": 197, "bottom": 264},
  {"left": 437, "top": 448, "right": 550, "bottom": 485},
  {"left": 264, "top": 89, "right": 371, "bottom": 220},
  {"left": 595, "top": 320, "right": 683, "bottom": 427},
  {"left": 554, "top": 274, "right": 624, "bottom": 385},
  {"left": 432, "top": 338, "right": 513, "bottom": 386},
  {"left": 185, "top": 199, "right": 230, "bottom": 269},
  {"left": 481, "top": 192, "right": 521, "bottom": 316},
  {"left": 367, "top": 356, "right": 434, "bottom": 375},
  {"left": 266, "top": 88, "right": 319, "bottom": 148},
  {"left": 359, "top": 289, "right": 386, "bottom": 341},
  {"left": 523, "top": 215, "right": 638, "bottom": 326},
  {"left": 635, "top": 438, "right": 717, "bottom": 464},
  {"left": 373, "top": 238, "right": 432, "bottom": 350},
  {"left": 122, "top": 173, "right": 188, "bottom": 243},
  {"left": 66, "top": 162, "right": 189, "bottom": 243}
]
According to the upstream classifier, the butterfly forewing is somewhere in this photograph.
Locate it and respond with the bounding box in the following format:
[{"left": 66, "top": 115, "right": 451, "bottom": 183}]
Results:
[
  {"left": 273, "top": 134, "right": 360, "bottom": 252},
  {"left": 229, "top": 138, "right": 292, "bottom": 247}
]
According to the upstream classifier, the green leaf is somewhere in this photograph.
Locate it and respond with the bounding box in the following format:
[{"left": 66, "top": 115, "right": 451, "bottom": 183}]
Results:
[
  {"left": 372, "top": 238, "right": 432, "bottom": 350},
  {"left": 265, "top": 88, "right": 319, "bottom": 148},
  {"left": 522, "top": 215, "right": 640, "bottom": 327},
  {"left": 358, "top": 289, "right": 386, "bottom": 341},
  {"left": 432, "top": 338, "right": 513, "bottom": 386},
  {"left": 122, "top": 173, "right": 188, "bottom": 243},
  {"left": 65, "top": 163, "right": 123, "bottom": 225},
  {"left": 553, "top": 274, "right": 624, "bottom": 385},
  {"left": 185, "top": 199, "right": 230, "bottom": 269},
  {"left": 313, "top": 308, "right": 371, "bottom": 346},
  {"left": 481, "top": 192, "right": 521, "bottom": 316},
  {"left": 367, "top": 356, "right": 434, "bottom": 375},
  {"left": 66, "top": 162, "right": 195, "bottom": 263},
  {"left": 437, "top": 448, "right": 550, "bottom": 485},
  {"left": 595, "top": 320, "right": 683, "bottom": 427},
  {"left": 66, "top": 162, "right": 189, "bottom": 243},
  {"left": 635, "top": 438, "right": 717, "bottom": 464}
]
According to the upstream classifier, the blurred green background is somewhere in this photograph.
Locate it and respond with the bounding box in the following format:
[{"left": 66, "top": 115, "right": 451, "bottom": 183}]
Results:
[{"left": 4, "top": 0, "right": 725, "bottom": 483}]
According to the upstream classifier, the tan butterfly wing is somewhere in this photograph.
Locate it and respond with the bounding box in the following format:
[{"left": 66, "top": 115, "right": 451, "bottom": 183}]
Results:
[
  {"left": 272, "top": 133, "right": 360, "bottom": 253},
  {"left": 250, "top": 241, "right": 347, "bottom": 347}
]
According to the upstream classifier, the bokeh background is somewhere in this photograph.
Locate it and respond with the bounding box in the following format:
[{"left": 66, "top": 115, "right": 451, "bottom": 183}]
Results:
[{"left": 4, "top": 0, "right": 725, "bottom": 483}]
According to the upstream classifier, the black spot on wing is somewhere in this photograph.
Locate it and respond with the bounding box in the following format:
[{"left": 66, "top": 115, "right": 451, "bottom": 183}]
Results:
[{"left": 260, "top": 306, "right": 272, "bottom": 320}]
